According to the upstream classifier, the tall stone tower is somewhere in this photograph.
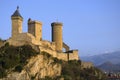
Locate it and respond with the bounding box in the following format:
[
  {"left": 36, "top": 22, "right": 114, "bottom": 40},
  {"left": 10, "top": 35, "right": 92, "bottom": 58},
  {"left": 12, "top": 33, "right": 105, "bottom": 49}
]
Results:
[
  {"left": 11, "top": 6, "right": 23, "bottom": 38},
  {"left": 51, "top": 22, "right": 63, "bottom": 52},
  {"left": 28, "top": 19, "right": 42, "bottom": 41}
]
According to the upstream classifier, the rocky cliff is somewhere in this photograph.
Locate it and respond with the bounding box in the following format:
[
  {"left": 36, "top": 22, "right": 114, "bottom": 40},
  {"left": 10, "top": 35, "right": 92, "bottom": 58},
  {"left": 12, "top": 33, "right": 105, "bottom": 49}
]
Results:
[
  {"left": 0, "top": 43, "right": 107, "bottom": 80},
  {"left": 1, "top": 54, "right": 61, "bottom": 80},
  {"left": 0, "top": 44, "right": 61, "bottom": 80}
]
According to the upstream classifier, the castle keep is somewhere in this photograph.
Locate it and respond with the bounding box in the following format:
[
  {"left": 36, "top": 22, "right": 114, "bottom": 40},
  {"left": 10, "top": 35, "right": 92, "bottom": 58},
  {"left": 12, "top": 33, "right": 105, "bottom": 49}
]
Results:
[{"left": 7, "top": 7, "right": 79, "bottom": 61}]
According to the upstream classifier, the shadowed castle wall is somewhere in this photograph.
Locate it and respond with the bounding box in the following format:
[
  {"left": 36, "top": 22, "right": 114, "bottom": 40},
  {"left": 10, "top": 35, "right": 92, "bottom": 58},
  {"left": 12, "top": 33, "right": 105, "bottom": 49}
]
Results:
[{"left": 68, "top": 50, "right": 79, "bottom": 60}]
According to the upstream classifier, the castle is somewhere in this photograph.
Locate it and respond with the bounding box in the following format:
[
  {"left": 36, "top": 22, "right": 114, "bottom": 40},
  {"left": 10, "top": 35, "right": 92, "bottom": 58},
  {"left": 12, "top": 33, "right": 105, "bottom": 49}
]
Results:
[{"left": 7, "top": 7, "right": 79, "bottom": 61}]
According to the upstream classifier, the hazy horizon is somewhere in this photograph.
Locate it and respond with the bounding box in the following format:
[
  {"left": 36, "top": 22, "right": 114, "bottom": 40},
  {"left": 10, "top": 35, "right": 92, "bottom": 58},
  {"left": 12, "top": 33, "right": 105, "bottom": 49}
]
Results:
[{"left": 0, "top": 0, "right": 120, "bottom": 56}]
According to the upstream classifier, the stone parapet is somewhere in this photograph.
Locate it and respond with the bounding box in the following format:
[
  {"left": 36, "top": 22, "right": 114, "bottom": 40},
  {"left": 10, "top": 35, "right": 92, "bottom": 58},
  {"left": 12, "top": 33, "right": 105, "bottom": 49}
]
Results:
[
  {"left": 51, "top": 22, "right": 63, "bottom": 26},
  {"left": 68, "top": 50, "right": 79, "bottom": 60},
  {"left": 57, "top": 52, "right": 68, "bottom": 61},
  {"left": 28, "top": 20, "right": 42, "bottom": 25}
]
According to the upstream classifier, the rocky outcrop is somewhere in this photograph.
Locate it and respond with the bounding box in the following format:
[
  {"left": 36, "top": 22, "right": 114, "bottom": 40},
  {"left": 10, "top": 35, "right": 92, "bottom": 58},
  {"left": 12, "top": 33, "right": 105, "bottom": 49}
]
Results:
[{"left": 1, "top": 54, "right": 61, "bottom": 80}]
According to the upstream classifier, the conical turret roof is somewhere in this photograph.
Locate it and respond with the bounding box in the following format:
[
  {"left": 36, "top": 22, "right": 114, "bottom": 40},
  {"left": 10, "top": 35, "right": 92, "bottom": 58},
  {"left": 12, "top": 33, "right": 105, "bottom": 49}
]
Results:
[{"left": 11, "top": 6, "right": 23, "bottom": 18}]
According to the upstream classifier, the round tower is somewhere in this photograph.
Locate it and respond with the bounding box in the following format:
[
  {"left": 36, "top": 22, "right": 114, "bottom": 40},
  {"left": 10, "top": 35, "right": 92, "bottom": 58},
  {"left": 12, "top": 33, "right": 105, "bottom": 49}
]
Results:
[
  {"left": 51, "top": 22, "right": 63, "bottom": 52},
  {"left": 11, "top": 6, "right": 23, "bottom": 38}
]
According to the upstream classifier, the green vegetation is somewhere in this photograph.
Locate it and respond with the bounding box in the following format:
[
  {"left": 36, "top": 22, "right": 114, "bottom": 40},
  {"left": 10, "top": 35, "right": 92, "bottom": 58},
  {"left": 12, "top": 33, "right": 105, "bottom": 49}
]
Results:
[
  {"left": 61, "top": 60, "right": 107, "bottom": 80},
  {"left": 0, "top": 38, "right": 2, "bottom": 41},
  {"left": 41, "top": 58, "right": 107, "bottom": 80},
  {"left": 0, "top": 38, "right": 4, "bottom": 47},
  {"left": 0, "top": 43, "right": 39, "bottom": 78}
]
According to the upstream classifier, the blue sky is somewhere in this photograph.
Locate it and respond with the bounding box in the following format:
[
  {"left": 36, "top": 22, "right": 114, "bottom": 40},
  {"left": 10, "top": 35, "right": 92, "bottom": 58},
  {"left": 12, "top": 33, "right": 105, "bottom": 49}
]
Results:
[{"left": 0, "top": 0, "right": 120, "bottom": 56}]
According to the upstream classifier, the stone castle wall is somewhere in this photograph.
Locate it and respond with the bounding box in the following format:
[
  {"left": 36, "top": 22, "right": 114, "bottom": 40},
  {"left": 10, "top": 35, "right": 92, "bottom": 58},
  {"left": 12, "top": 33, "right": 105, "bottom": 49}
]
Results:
[
  {"left": 41, "top": 40, "right": 56, "bottom": 51},
  {"left": 57, "top": 50, "right": 79, "bottom": 61},
  {"left": 7, "top": 34, "right": 79, "bottom": 61},
  {"left": 8, "top": 33, "right": 41, "bottom": 46},
  {"left": 57, "top": 53, "right": 68, "bottom": 61},
  {"left": 68, "top": 50, "right": 79, "bottom": 60},
  {"left": 8, "top": 8, "right": 79, "bottom": 61}
]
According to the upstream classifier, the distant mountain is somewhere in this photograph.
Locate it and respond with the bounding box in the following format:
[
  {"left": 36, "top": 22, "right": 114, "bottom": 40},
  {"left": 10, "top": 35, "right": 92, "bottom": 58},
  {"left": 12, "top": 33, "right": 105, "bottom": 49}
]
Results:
[
  {"left": 81, "top": 51, "right": 120, "bottom": 66},
  {"left": 97, "top": 61, "right": 120, "bottom": 72}
]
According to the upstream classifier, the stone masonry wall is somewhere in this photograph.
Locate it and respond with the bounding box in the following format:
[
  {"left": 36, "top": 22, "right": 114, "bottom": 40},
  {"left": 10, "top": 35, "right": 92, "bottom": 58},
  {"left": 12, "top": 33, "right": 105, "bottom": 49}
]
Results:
[
  {"left": 57, "top": 53, "right": 68, "bottom": 61},
  {"left": 7, "top": 33, "right": 79, "bottom": 61},
  {"left": 68, "top": 50, "right": 79, "bottom": 60},
  {"left": 41, "top": 40, "right": 56, "bottom": 51},
  {"left": 28, "top": 20, "right": 42, "bottom": 41},
  {"left": 11, "top": 16, "right": 23, "bottom": 38},
  {"left": 51, "top": 22, "right": 63, "bottom": 52}
]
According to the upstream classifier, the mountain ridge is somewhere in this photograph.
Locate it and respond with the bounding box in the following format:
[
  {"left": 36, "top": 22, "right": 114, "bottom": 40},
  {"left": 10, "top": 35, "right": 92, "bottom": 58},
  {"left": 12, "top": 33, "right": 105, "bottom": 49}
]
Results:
[
  {"left": 81, "top": 51, "right": 120, "bottom": 66},
  {"left": 81, "top": 51, "right": 120, "bottom": 72},
  {"left": 97, "top": 61, "right": 120, "bottom": 72}
]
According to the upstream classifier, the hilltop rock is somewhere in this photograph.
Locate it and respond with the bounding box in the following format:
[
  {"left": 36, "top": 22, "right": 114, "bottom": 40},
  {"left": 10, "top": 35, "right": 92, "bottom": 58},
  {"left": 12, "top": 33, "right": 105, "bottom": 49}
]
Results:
[
  {"left": 1, "top": 54, "right": 61, "bottom": 80},
  {"left": 0, "top": 43, "right": 107, "bottom": 80}
]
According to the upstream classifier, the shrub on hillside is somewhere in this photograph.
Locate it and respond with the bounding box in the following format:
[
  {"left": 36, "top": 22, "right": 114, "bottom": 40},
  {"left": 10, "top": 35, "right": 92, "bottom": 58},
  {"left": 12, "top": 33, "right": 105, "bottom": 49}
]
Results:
[{"left": 61, "top": 60, "right": 106, "bottom": 80}]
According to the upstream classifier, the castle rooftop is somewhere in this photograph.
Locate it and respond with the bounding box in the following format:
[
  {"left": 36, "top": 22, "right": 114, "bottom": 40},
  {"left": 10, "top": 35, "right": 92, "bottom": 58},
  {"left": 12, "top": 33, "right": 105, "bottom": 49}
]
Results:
[
  {"left": 11, "top": 6, "right": 23, "bottom": 19},
  {"left": 28, "top": 18, "right": 42, "bottom": 25},
  {"left": 51, "top": 22, "right": 63, "bottom": 26}
]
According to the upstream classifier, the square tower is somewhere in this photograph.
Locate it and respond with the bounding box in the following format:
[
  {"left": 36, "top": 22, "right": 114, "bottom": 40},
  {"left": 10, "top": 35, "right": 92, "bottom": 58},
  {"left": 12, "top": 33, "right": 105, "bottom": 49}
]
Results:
[
  {"left": 11, "top": 7, "right": 23, "bottom": 38},
  {"left": 28, "top": 19, "right": 42, "bottom": 41}
]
